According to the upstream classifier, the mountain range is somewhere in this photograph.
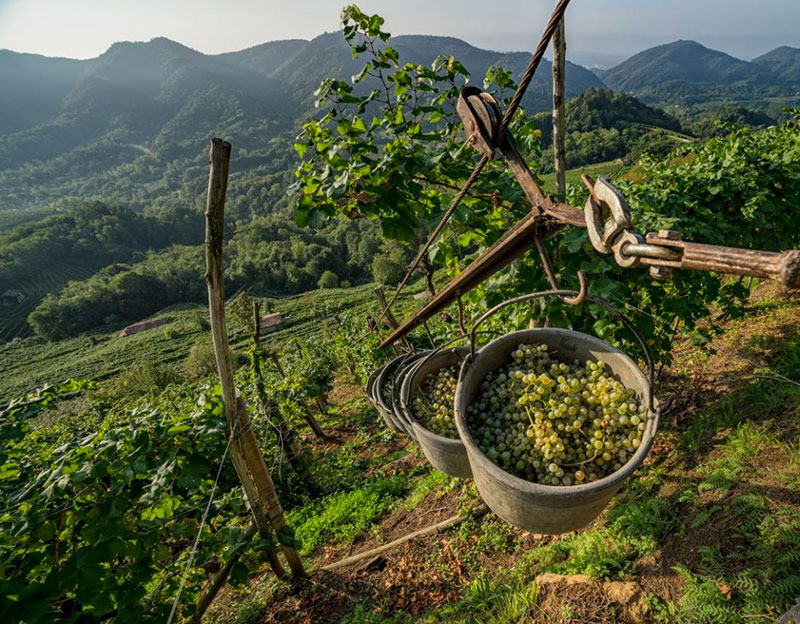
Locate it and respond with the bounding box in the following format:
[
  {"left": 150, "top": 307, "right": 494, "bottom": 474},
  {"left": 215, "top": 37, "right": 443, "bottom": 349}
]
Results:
[
  {"left": 599, "top": 40, "right": 800, "bottom": 104},
  {"left": 0, "top": 34, "right": 798, "bottom": 215}
]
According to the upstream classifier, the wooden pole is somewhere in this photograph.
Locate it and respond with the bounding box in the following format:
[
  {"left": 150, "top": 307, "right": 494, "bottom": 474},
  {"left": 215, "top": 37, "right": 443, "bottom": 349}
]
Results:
[
  {"left": 192, "top": 522, "right": 258, "bottom": 622},
  {"left": 552, "top": 17, "right": 567, "bottom": 196},
  {"left": 321, "top": 505, "right": 489, "bottom": 571},
  {"left": 204, "top": 137, "right": 304, "bottom": 578},
  {"left": 375, "top": 286, "right": 413, "bottom": 353},
  {"left": 252, "top": 302, "right": 305, "bottom": 465}
]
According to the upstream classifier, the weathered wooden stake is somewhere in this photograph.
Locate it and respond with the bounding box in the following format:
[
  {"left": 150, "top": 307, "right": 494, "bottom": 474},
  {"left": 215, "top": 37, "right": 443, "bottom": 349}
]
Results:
[
  {"left": 375, "top": 286, "right": 412, "bottom": 353},
  {"left": 204, "top": 138, "right": 304, "bottom": 578},
  {"left": 552, "top": 17, "right": 567, "bottom": 196},
  {"left": 253, "top": 302, "right": 306, "bottom": 466},
  {"left": 192, "top": 522, "right": 258, "bottom": 622}
]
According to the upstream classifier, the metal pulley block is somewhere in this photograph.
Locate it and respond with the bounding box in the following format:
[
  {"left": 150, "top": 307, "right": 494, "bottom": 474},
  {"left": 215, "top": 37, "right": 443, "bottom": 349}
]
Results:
[
  {"left": 457, "top": 86, "right": 503, "bottom": 158},
  {"left": 584, "top": 176, "right": 632, "bottom": 255}
]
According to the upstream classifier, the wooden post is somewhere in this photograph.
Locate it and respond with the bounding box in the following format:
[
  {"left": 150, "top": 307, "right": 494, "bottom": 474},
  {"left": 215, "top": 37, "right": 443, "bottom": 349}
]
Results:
[
  {"left": 552, "top": 17, "right": 567, "bottom": 196},
  {"left": 421, "top": 253, "right": 437, "bottom": 298},
  {"left": 374, "top": 286, "right": 413, "bottom": 353},
  {"left": 253, "top": 302, "right": 305, "bottom": 464},
  {"left": 204, "top": 138, "right": 304, "bottom": 578}
]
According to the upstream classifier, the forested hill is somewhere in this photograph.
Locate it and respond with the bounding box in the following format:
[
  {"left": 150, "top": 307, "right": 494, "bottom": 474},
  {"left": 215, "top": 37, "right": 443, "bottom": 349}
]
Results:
[
  {"left": 752, "top": 45, "right": 800, "bottom": 83},
  {"left": 0, "top": 34, "right": 603, "bottom": 216},
  {"left": 221, "top": 33, "right": 604, "bottom": 109},
  {"left": 599, "top": 40, "right": 800, "bottom": 106},
  {"left": 1, "top": 35, "right": 797, "bottom": 216}
]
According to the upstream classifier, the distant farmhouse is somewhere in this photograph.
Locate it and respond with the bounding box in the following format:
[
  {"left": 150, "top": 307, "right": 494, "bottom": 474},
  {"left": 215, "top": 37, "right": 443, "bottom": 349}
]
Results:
[
  {"left": 1, "top": 289, "right": 25, "bottom": 306},
  {"left": 120, "top": 318, "right": 167, "bottom": 337},
  {"left": 259, "top": 312, "right": 287, "bottom": 334}
]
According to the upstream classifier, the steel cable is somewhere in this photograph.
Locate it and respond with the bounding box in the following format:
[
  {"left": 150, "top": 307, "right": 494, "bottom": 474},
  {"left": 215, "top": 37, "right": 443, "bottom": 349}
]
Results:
[{"left": 374, "top": 0, "right": 573, "bottom": 330}]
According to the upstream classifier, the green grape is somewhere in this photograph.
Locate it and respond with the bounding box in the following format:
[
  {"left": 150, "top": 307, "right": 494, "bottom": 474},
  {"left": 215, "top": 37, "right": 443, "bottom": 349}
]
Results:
[
  {"left": 467, "top": 343, "right": 647, "bottom": 486},
  {"left": 412, "top": 365, "right": 459, "bottom": 438}
]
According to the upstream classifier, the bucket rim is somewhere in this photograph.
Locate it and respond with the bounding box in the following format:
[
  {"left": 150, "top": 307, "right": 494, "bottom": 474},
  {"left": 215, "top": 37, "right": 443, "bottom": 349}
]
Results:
[
  {"left": 365, "top": 365, "right": 382, "bottom": 399},
  {"left": 454, "top": 327, "right": 659, "bottom": 500},
  {"left": 400, "top": 346, "right": 470, "bottom": 445},
  {"left": 374, "top": 353, "right": 409, "bottom": 413},
  {"left": 390, "top": 351, "right": 431, "bottom": 437}
]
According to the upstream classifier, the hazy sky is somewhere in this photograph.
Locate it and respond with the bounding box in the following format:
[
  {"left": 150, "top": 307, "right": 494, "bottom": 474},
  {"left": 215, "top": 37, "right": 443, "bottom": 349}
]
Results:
[{"left": 1, "top": 0, "right": 798, "bottom": 62}]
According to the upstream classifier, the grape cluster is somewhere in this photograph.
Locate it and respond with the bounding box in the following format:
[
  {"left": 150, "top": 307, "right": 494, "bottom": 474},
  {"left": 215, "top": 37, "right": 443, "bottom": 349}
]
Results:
[
  {"left": 412, "top": 366, "right": 459, "bottom": 438},
  {"left": 467, "top": 343, "right": 647, "bottom": 486}
]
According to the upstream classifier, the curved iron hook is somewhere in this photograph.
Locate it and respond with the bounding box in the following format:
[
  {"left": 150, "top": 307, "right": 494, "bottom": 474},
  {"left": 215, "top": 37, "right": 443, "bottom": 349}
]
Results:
[{"left": 534, "top": 234, "right": 589, "bottom": 306}]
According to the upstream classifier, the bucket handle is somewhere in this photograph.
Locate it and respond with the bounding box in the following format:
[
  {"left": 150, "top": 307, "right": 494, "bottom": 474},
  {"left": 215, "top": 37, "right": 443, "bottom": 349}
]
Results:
[{"left": 467, "top": 289, "right": 658, "bottom": 413}]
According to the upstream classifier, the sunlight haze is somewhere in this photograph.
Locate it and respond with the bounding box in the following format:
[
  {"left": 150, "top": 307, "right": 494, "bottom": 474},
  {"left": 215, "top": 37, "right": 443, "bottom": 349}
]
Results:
[{"left": 1, "top": 0, "right": 798, "bottom": 62}]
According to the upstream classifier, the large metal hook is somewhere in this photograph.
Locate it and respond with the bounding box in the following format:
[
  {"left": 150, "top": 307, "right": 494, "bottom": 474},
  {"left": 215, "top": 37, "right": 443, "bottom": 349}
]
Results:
[{"left": 534, "top": 234, "right": 588, "bottom": 306}]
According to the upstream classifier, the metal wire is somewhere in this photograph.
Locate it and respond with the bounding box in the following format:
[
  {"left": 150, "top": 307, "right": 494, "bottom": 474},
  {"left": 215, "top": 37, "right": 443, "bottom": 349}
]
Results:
[
  {"left": 166, "top": 408, "right": 244, "bottom": 624},
  {"left": 374, "top": 0, "right": 573, "bottom": 330}
]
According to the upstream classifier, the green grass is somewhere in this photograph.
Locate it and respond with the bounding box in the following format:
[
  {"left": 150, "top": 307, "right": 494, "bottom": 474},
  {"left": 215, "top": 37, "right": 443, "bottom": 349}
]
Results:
[{"left": 287, "top": 474, "right": 409, "bottom": 556}]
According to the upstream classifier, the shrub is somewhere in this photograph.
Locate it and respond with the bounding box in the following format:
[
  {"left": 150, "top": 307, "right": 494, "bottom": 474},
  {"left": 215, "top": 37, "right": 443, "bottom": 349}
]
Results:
[{"left": 318, "top": 270, "right": 339, "bottom": 289}]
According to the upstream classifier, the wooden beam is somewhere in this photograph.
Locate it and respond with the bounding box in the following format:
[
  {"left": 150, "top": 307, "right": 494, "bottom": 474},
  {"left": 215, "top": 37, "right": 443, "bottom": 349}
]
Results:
[{"left": 320, "top": 505, "right": 489, "bottom": 571}]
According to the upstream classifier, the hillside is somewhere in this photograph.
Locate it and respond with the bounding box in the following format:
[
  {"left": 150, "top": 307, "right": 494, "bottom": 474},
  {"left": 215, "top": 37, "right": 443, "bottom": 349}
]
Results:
[
  {"left": 600, "top": 40, "right": 799, "bottom": 108},
  {"left": 0, "top": 33, "right": 604, "bottom": 216},
  {"left": 753, "top": 45, "right": 800, "bottom": 83},
  {"left": 536, "top": 88, "right": 685, "bottom": 171}
]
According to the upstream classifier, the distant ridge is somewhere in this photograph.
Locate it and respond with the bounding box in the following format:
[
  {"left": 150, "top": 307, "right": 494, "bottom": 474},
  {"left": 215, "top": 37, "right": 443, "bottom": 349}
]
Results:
[
  {"left": 601, "top": 40, "right": 765, "bottom": 91},
  {"left": 752, "top": 46, "right": 800, "bottom": 83}
]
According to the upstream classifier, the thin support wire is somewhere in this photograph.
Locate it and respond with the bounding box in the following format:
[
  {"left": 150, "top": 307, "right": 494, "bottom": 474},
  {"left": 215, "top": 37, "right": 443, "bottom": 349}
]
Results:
[
  {"left": 373, "top": 0, "right": 573, "bottom": 330},
  {"left": 166, "top": 409, "right": 244, "bottom": 624}
]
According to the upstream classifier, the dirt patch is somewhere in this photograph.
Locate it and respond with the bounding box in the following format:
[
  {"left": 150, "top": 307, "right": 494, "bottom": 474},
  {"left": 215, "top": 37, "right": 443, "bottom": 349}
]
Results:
[{"left": 535, "top": 573, "right": 648, "bottom": 623}]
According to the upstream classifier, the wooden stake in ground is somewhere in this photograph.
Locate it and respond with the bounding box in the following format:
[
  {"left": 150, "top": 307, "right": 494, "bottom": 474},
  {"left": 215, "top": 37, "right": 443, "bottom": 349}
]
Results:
[
  {"left": 552, "top": 16, "right": 567, "bottom": 196},
  {"left": 204, "top": 137, "right": 305, "bottom": 578},
  {"left": 252, "top": 302, "right": 320, "bottom": 495},
  {"left": 375, "top": 286, "right": 412, "bottom": 354}
]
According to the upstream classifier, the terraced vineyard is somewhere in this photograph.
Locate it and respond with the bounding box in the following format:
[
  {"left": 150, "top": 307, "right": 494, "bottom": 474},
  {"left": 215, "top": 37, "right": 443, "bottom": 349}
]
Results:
[
  {"left": 0, "top": 262, "right": 100, "bottom": 342},
  {"left": 0, "top": 281, "right": 423, "bottom": 402}
]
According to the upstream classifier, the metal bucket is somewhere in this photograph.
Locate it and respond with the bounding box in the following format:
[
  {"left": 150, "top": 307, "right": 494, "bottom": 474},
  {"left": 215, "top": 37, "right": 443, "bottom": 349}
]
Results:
[
  {"left": 389, "top": 351, "right": 430, "bottom": 441},
  {"left": 374, "top": 357, "right": 406, "bottom": 433},
  {"left": 454, "top": 291, "right": 660, "bottom": 535},
  {"left": 365, "top": 366, "right": 382, "bottom": 408},
  {"left": 400, "top": 346, "right": 472, "bottom": 478}
]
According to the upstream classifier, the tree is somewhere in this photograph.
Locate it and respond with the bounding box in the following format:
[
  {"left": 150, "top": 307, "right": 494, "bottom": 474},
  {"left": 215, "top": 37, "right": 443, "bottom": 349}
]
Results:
[
  {"left": 317, "top": 270, "right": 339, "bottom": 289},
  {"left": 372, "top": 256, "right": 404, "bottom": 286}
]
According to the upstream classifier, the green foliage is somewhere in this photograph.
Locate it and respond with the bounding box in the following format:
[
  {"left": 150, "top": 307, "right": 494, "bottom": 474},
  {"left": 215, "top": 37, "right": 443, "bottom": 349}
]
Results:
[
  {"left": 99, "top": 361, "right": 182, "bottom": 400},
  {"left": 186, "top": 339, "right": 229, "bottom": 382},
  {"left": 0, "top": 382, "right": 264, "bottom": 622},
  {"left": 317, "top": 269, "right": 340, "bottom": 289},
  {"left": 372, "top": 253, "right": 405, "bottom": 286},
  {"left": 286, "top": 474, "right": 408, "bottom": 555},
  {"left": 292, "top": 4, "right": 541, "bottom": 250}
]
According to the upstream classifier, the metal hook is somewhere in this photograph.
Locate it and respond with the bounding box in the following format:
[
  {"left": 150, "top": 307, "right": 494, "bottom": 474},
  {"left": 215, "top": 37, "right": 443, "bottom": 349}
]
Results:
[
  {"left": 534, "top": 234, "right": 589, "bottom": 306},
  {"left": 562, "top": 271, "right": 588, "bottom": 305}
]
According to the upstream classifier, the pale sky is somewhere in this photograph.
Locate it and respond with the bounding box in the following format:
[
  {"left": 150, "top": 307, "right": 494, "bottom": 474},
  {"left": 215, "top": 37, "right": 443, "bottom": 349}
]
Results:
[{"left": 0, "top": 0, "right": 798, "bottom": 62}]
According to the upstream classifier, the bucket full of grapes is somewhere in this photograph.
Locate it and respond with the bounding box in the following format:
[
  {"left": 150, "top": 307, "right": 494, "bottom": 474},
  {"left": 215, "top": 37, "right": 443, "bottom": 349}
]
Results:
[
  {"left": 399, "top": 343, "right": 472, "bottom": 478},
  {"left": 454, "top": 290, "right": 661, "bottom": 535},
  {"left": 389, "top": 350, "right": 431, "bottom": 441}
]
